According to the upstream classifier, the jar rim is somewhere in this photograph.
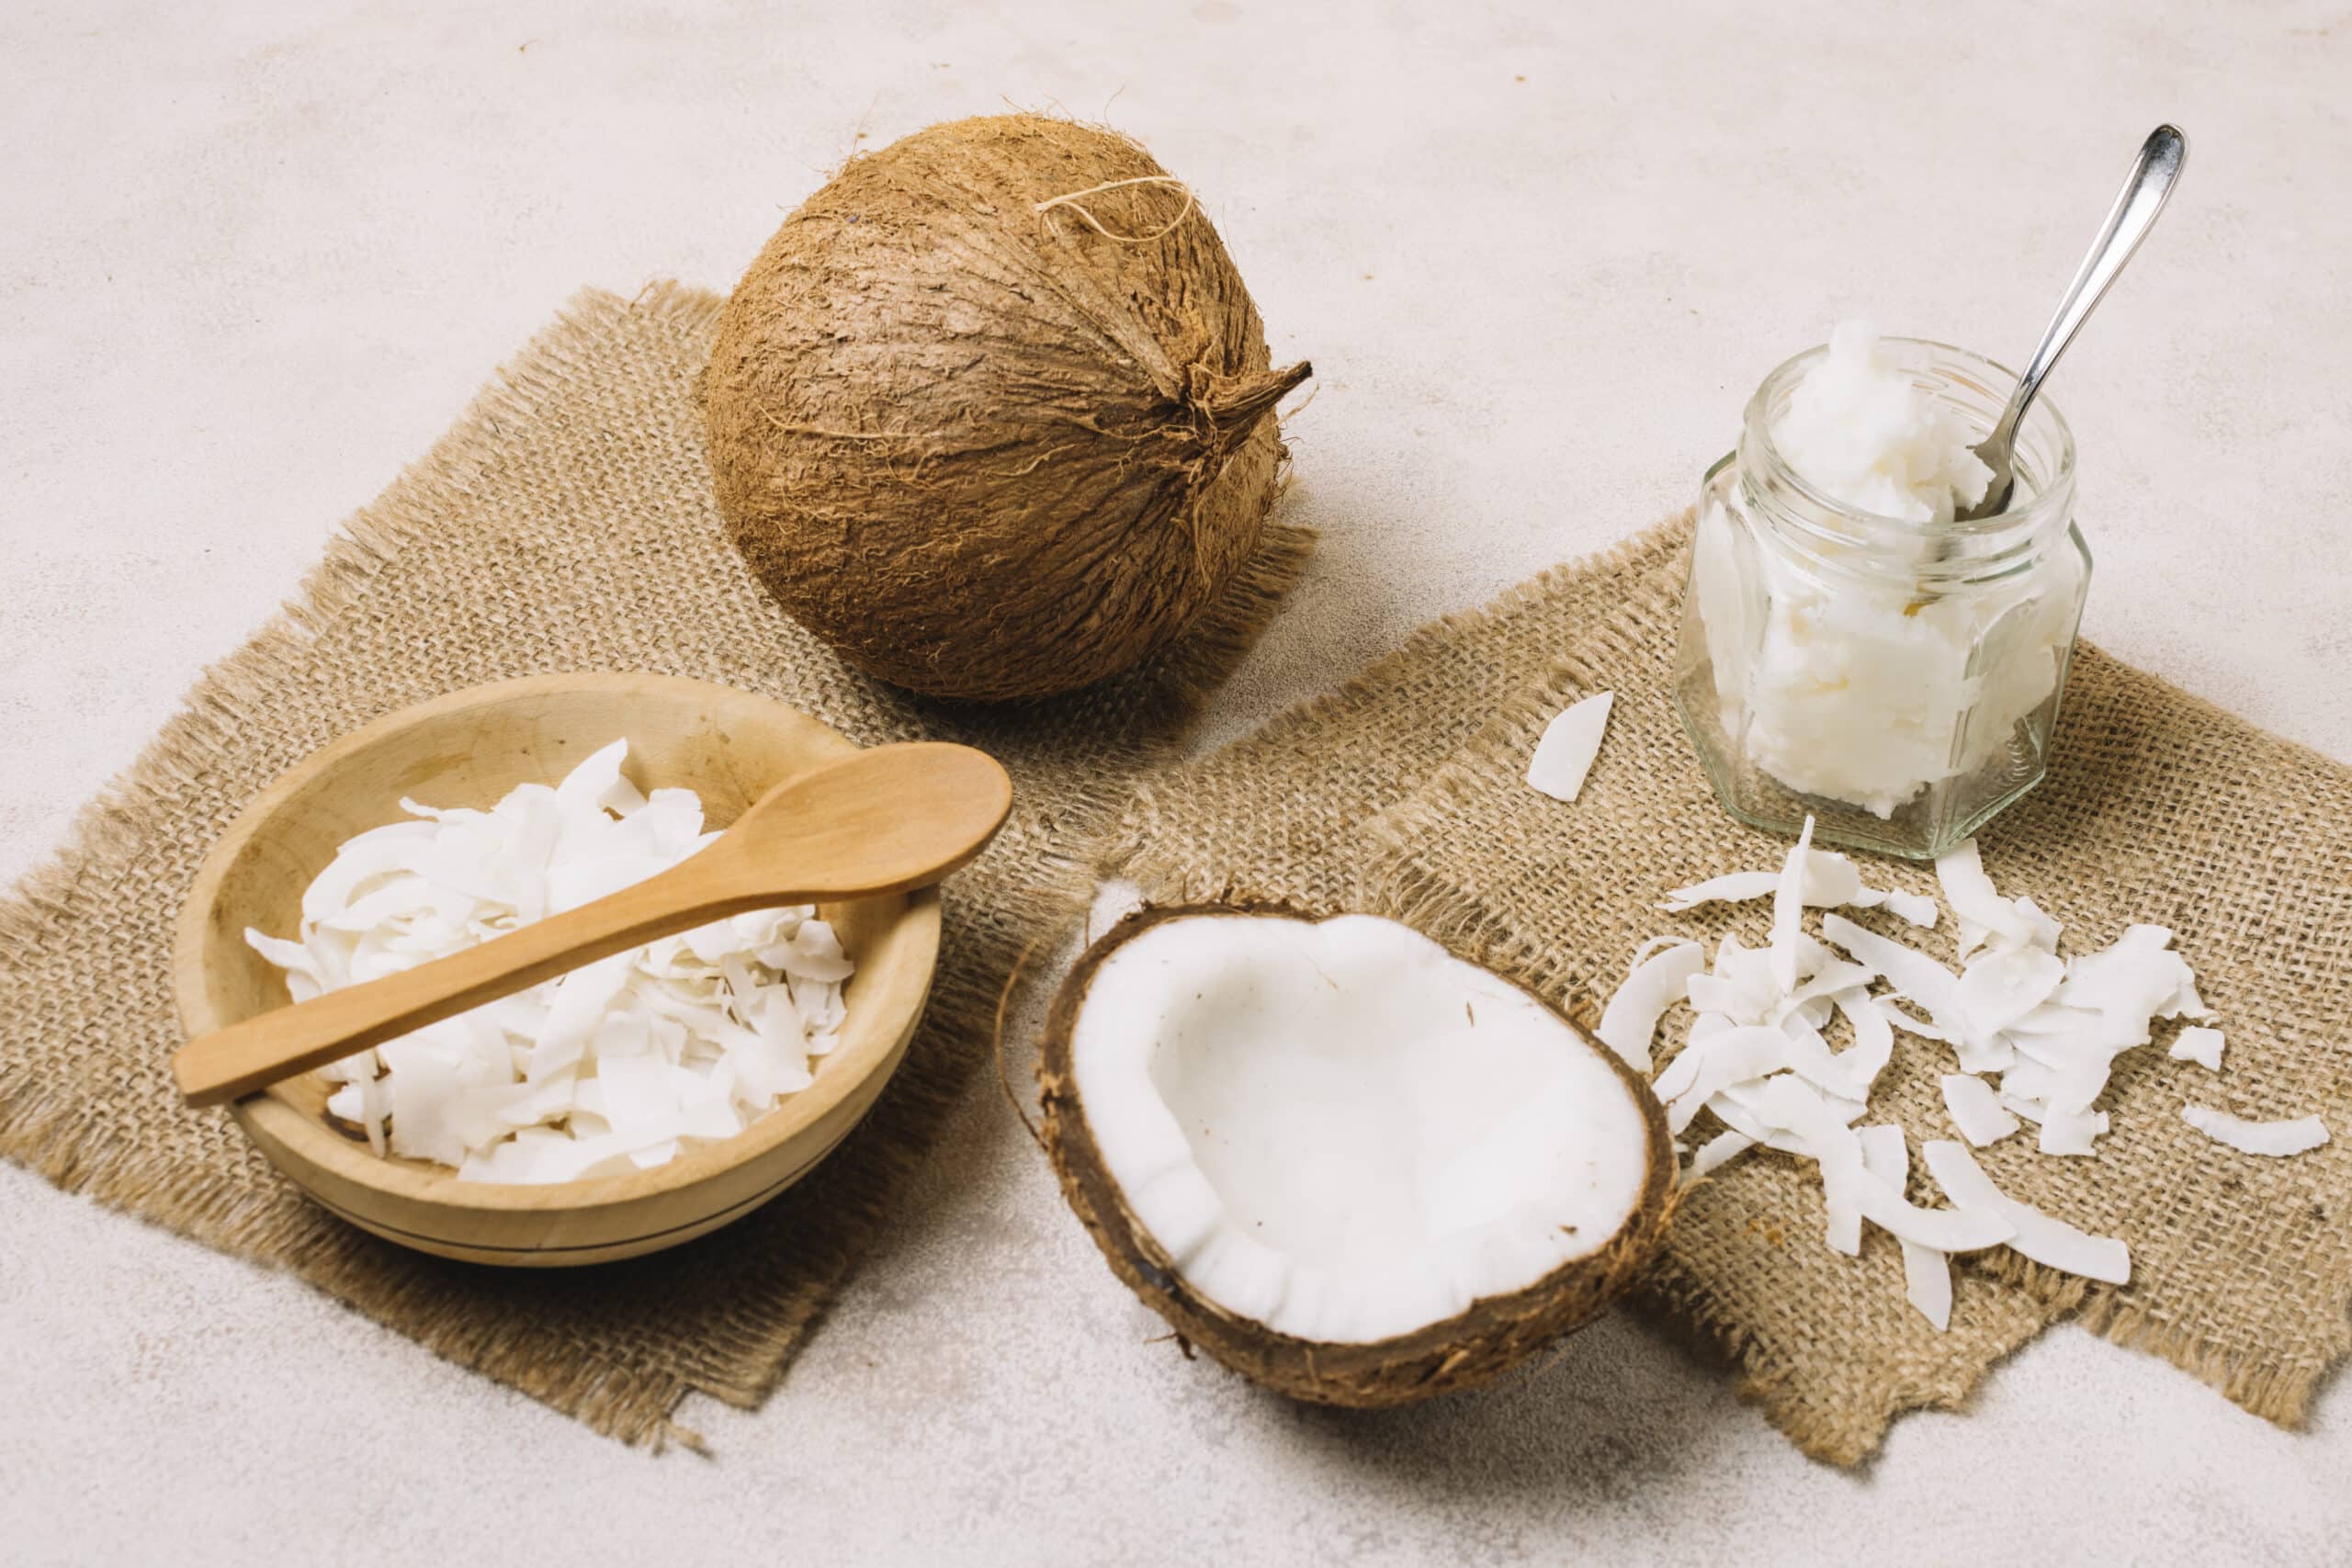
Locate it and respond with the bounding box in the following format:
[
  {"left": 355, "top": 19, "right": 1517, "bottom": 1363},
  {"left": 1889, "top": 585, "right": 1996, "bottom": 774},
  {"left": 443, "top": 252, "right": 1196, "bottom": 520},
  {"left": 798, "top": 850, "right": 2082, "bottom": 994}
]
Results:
[{"left": 1739, "top": 335, "right": 2077, "bottom": 548}]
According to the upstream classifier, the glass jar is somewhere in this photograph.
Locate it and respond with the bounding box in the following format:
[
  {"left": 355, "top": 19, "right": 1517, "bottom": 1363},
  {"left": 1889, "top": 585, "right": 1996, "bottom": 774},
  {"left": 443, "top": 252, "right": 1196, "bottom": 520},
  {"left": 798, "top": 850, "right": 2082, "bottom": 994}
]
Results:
[{"left": 1673, "top": 337, "right": 2091, "bottom": 859}]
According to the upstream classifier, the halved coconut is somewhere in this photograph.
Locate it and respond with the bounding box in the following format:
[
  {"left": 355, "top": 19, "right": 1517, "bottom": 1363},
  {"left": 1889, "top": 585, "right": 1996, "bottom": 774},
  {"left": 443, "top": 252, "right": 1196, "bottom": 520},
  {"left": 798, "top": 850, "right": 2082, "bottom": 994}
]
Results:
[{"left": 1038, "top": 905, "right": 1674, "bottom": 1405}]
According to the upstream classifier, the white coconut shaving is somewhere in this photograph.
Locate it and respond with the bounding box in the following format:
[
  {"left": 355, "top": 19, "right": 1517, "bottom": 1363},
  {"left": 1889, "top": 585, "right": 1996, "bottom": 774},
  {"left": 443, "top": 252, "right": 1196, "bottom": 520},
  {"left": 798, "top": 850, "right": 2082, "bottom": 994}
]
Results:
[
  {"left": 1660, "top": 848, "right": 1936, "bottom": 931},
  {"left": 1524, "top": 690, "right": 1613, "bottom": 802},
  {"left": 1591, "top": 816, "right": 2290, "bottom": 1329},
  {"left": 2169, "top": 1026, "right": 2225, "bottom": 1072},
  {"left": 1688, "top": 1129, "right": 1756, "bottom": 1179},
  {"left": 1596, "top": 939, "right": 1704, "bottom": 1072},
  {"left": 2180, "top": 1105, "right": 2330, "bottom": 1157},
  {"left": 251, "top": 739, "right": 852, "bottom": 1184},
  {"left": 1920, "top": 1140, "right": 2130, "bottom": 1283},
  {"left": 1859, "top": 1125, "right": 1951, "bottom": 1330},
  {"left": 1940, "top": 1074, "right": 2021, "bottom": 1147}
]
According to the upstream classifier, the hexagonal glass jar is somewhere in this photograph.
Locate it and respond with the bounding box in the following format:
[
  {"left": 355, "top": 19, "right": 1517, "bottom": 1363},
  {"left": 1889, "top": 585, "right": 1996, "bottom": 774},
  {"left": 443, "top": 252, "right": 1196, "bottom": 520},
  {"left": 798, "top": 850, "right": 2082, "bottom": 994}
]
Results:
[{"left": 1673, "top": 338, "right": 2091, "bottom": 859}]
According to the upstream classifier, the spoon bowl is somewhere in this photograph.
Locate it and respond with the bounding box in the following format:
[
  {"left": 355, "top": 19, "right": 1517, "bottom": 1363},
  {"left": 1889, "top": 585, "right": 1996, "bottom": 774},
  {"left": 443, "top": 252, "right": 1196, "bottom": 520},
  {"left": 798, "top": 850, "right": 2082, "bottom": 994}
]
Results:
[{"left": 172, "top": 673, "right": 955, "bottom": 1266}]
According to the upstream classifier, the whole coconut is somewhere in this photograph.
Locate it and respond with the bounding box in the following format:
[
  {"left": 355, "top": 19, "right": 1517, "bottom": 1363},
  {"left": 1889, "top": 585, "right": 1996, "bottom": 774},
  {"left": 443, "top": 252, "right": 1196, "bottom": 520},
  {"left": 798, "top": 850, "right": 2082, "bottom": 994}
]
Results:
[{"left": 705, "top": 115, "right": 1310, "bottom": 702}]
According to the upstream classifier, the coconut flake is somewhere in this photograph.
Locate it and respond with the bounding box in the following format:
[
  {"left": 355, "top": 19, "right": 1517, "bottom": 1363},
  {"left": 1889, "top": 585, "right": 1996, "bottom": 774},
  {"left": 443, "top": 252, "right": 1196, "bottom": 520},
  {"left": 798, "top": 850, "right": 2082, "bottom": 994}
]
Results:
[
  {"left": 2035, "top": 1105, "right": 2109, "bottom": 1157},
  {"left": 1661, "top": 848, "right": 1869, "bottom": 914},
  {"left": 244, "top": 740, "right": 852, "bottom": 1183},
  {"left": 1525, "top": 691, "right": 1613, "bottom": 802},
  {"left": 1688, "top": 1129, "right": 1755, "bottom": 1179},
  {"left": 1940, "top": 1074, "right": 2021, "bottom": 1146},
  {"left": 1858, "top": 1126, "right": 1952, "bottom": 1330},
  {"left": 2168, "top": 1025, "right": 2225, "bottom": 1072},
  {"left": 1833, "top": 990, "right": 1895, "bottom": 1085},
  {"left": 2060, "top": 927, "right": 2199, "bottom": 1049},
  {"left": 1756, "top": 1075, "right": 1865, "bottom": 1255},
  {"left": 1597, "top": 940, "right": 1704, "bottom": 1072},
  {"left": 1657, "top": 871, "right": 1778, "bottom": 912},
  {"left": 1854, "top": 886, "right": 1939, "bottom": 929},
  {"left": 1663, "top": 1026, "right": 1792, "bottom": 1134},
  {"left": 1821, "top": 913, "right": 1962, "bottom": 1030},
  {"left": 1922, "top": 1139, "right": 2131, "bottom": 1284},
  {"left": 1935, "top": 840, "right": 2039, "bottom": 957},
  {"left": 2181, "top": 1105, "right": 2330, "bottom": 1156},
  {"left": 1769, "top": 817, "right": 1817, "bottom": 994},
  {"left": 1954, "top": 947, "right": 2067, "bottom": 1041}
]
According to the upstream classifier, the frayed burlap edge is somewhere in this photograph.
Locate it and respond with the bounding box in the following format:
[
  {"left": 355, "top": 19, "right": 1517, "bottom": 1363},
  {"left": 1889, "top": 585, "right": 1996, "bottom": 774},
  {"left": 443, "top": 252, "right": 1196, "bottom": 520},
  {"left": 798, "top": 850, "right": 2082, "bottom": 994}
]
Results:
[
  {"left": 1097, "top": 514, "right": 1693, "bottom": 905},
  {"left": 0, "top": 282, "right": 1317, "bottom": 1450}
]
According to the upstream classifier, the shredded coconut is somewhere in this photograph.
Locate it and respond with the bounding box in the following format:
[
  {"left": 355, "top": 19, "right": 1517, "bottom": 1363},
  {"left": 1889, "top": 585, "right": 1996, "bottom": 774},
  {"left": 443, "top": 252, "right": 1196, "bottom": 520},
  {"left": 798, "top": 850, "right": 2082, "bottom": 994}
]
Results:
[
  {"left": 248, "top": 739, "right": 851, "bottom": 1183},
  {"left": 2180, "top": 1105, "right": 2330, "bottom": 1157},
  {"left": 1598, "top": 818, "right": 2268, "bottom": 1325}
]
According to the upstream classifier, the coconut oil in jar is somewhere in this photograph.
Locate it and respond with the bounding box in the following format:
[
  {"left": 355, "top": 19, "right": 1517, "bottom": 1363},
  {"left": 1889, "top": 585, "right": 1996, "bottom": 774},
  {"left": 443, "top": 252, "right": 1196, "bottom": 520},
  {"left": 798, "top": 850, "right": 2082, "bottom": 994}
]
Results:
[{"left": 1673, "top": 325, "right": 2091, "bottom": 858}]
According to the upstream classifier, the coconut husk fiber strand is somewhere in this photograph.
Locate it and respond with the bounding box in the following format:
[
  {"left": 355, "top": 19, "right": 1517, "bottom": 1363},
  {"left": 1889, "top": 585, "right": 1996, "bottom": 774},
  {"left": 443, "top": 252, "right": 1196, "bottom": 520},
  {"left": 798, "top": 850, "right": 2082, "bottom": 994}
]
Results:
[
  {"left": 0, "top": 285, "right": 1311, "bottom": 1449},
  {"left": 1086, "top": 510, "right": 2352, "bottom": 1465}
]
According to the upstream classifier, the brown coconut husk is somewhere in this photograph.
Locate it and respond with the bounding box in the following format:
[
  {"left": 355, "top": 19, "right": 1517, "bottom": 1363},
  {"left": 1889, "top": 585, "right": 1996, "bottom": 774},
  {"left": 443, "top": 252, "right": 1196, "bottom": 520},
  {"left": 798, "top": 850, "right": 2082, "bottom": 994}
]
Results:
[
  {"left": 1037, "top": 904, "right": 1679, "bottom": 1406},
  {"left": 706, "top": 115, "right": 1311, "bottom": 703}
]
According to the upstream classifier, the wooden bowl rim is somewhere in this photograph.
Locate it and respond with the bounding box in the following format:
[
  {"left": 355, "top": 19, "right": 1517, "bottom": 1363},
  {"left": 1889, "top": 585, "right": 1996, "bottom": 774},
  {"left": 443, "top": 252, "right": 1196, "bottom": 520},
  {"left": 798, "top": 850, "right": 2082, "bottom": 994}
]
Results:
[{"left": 171, "top": 671, "right": 942, "bottom": 1217}]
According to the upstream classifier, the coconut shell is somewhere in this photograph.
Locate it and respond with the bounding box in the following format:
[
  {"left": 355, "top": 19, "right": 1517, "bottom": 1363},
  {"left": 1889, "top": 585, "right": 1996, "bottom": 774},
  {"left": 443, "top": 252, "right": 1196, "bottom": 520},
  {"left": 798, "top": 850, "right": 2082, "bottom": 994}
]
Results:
[
  {"left": 1037, "top": 904, "right": 1678, "bottom": 1407},
  {"left": 706, "top": 115, "right": 1310, "bottom": 702}
]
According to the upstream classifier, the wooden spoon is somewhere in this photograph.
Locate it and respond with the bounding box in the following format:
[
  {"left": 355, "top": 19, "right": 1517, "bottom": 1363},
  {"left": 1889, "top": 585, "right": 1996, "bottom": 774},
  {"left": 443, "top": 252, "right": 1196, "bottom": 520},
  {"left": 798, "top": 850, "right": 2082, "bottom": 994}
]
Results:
[{"left": 172, "top": 741, "right": 1013, "bottom": 1109}]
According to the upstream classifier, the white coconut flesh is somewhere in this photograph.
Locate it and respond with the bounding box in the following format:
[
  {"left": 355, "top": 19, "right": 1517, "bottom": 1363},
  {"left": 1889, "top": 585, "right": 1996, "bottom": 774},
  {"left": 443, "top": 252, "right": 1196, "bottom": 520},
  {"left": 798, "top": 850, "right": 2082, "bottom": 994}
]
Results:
[{"left": 1069, "top": 913, "right": 1657, "bottom": 1346}]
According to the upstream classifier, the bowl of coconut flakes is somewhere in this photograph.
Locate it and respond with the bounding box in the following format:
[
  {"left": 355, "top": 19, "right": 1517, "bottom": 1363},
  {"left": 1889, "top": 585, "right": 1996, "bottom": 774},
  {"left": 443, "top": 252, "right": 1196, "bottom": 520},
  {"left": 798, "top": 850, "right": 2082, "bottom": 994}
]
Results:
[{"left": 172, "top": 672, "right": 943, "bottom": 1266}]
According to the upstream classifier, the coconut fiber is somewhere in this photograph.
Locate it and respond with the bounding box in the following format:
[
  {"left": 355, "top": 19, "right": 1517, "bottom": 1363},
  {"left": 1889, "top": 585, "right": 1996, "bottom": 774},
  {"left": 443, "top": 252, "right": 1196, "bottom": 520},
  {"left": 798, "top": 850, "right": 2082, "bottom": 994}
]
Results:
[
  {"left": 0, "top": 286, "right": 1312, "bottom": 1450},
  {"left": 1086, "top": 511, "right": 2352, "bottom": 1466}
]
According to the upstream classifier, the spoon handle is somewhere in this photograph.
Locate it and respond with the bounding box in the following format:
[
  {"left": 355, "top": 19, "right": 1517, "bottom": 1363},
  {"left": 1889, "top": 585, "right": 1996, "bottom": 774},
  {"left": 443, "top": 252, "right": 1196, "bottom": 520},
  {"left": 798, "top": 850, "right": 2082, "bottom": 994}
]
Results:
[
  {"left": 1987, "top": 125, "right": 2188, "bottom": 453},
  {"left": 172, "top": 848, "right": 779, "bottom": 1109}
]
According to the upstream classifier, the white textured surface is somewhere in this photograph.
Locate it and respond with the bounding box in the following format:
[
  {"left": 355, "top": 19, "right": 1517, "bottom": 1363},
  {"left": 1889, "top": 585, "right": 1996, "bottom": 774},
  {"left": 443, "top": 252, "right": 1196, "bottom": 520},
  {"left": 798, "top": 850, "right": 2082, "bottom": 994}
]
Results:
[{"left": 4, "top": 2, "right": 2348, "bottom": 1562}]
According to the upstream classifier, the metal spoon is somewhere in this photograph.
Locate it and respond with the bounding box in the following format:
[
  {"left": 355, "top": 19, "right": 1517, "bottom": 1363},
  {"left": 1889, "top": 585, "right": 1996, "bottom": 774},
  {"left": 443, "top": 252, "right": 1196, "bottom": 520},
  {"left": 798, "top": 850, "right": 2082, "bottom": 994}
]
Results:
[{"left": 1960, "top": 124, "right": 2188, "bottom": 521}]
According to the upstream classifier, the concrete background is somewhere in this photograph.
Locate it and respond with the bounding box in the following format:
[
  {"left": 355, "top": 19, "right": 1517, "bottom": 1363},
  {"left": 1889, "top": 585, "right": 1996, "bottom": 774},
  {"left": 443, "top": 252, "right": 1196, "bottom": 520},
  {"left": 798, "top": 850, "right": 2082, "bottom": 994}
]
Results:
[{"left": 5, "top": 2, "right": 2348, "bottom": 1562}]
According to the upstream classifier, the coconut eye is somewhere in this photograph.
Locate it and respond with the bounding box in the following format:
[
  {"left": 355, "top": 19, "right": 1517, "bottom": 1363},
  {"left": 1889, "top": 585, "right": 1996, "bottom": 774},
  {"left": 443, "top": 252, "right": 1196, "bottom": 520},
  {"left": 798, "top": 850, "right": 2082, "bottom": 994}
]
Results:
[{"left": 1038, "top": 907, "right": 1674, "bottom": 1405}]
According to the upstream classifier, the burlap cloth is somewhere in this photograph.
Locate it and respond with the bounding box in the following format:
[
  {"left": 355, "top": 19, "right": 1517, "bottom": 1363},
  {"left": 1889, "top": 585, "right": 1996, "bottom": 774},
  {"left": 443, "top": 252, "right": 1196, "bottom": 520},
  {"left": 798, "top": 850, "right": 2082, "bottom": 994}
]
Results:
[
  {"left": 0, "top": 285, "right": 1313, "bottom": 1449},
  {"left": 1091, "top": 512, "right": 2352, "bottom": 1464},
  {"left": 8, "top": 285, "right": 2346, "bottom": 1466}
]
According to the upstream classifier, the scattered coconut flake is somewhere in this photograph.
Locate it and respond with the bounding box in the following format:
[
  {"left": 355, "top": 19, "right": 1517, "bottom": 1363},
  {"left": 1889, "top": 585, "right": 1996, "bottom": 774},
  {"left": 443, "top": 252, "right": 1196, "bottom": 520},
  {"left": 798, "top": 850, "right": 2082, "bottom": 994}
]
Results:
[
  {"left": 1663, "top": 1026, "right": 1792, "bottom": 1134},
  {"left": 1756, "top": 1076, "right": 1865, "bottom": 1255},
  {"left": 1700, "top": 1093, "right": 1812, "bottom": 1156},
  {"left": 1660, "top": 846, "right": 1871, "bottom": 914},
  {"left": 1935, "top": 840, "right": 2038, "bottom": 957},
  {"left": 1949, "top": 1030, "right": 2018, "bottom": 1077},
  {"left": 1657, "top": 871, "right": 1778, "bottom": 912},
  {"left": 2059, "top": 926, "right": 2199, "bottom": 1049},
  {"left": 2035, "top": 1105, "right": 2109, "bottom": 1157},
  {"left": 1779, "top": 1023, "right": 1874, "bottom": 1103},
  {"left": 1688, "top": 1129, "right": 1755, "bottom": 1179},
  {"left": 1597, "top": 940, "right": 1705, "bottom": 1073},
  {"left": 1834, "top": 991, "right": 1895, "bottom": 1085},
  {"left": 1524, "top": 691, "right": 1613, "bottom": 802},
  {"left": 1769, "top": 817, "right": 1818, "bottom": 994},
  {"left": 1941, "top": 1074, "right": 2022, "bottom": 1147},
  {"left": 1922, "top": 1140, "right": 2130, "bottom": 1284},
  {"left": 1601, "top": 829, "right": 2239, "bottom": 1321},
  {"left": 1769, "top": 960, "right": 1877, "bottom": 1028},
  {"left": 244, "top": 740, "right": 852, "bottom": 1184},
  {"left": 1854, "top": 886, "right": 1939, "bottom": 929},
  {"left": 2169, "top": 1025, "right": 2225, "bottom": 1072},
  {"left": 1822, "top": 912, "right": 1962, "bottom": 1029},
  {"left": 1857, "top": 1172, "right": 2015, "bottom": 1254},
  {"left": 1954, "top": 947, "right": 2067, "bottom": 1041},
  {"left": 2180, "top": 1105, "right": 2330, "bottom": 1157},
  {"left": 1858, "top": 1125, "right": 1951, "bottom": 1330}
]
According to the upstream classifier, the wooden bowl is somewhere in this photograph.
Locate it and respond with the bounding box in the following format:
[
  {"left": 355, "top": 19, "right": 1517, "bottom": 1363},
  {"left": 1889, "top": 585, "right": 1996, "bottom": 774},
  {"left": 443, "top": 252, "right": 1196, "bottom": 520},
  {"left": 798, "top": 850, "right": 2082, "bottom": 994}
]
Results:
[{"left": 172, "top": 673, "right": 941, "bottom": 1267}]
